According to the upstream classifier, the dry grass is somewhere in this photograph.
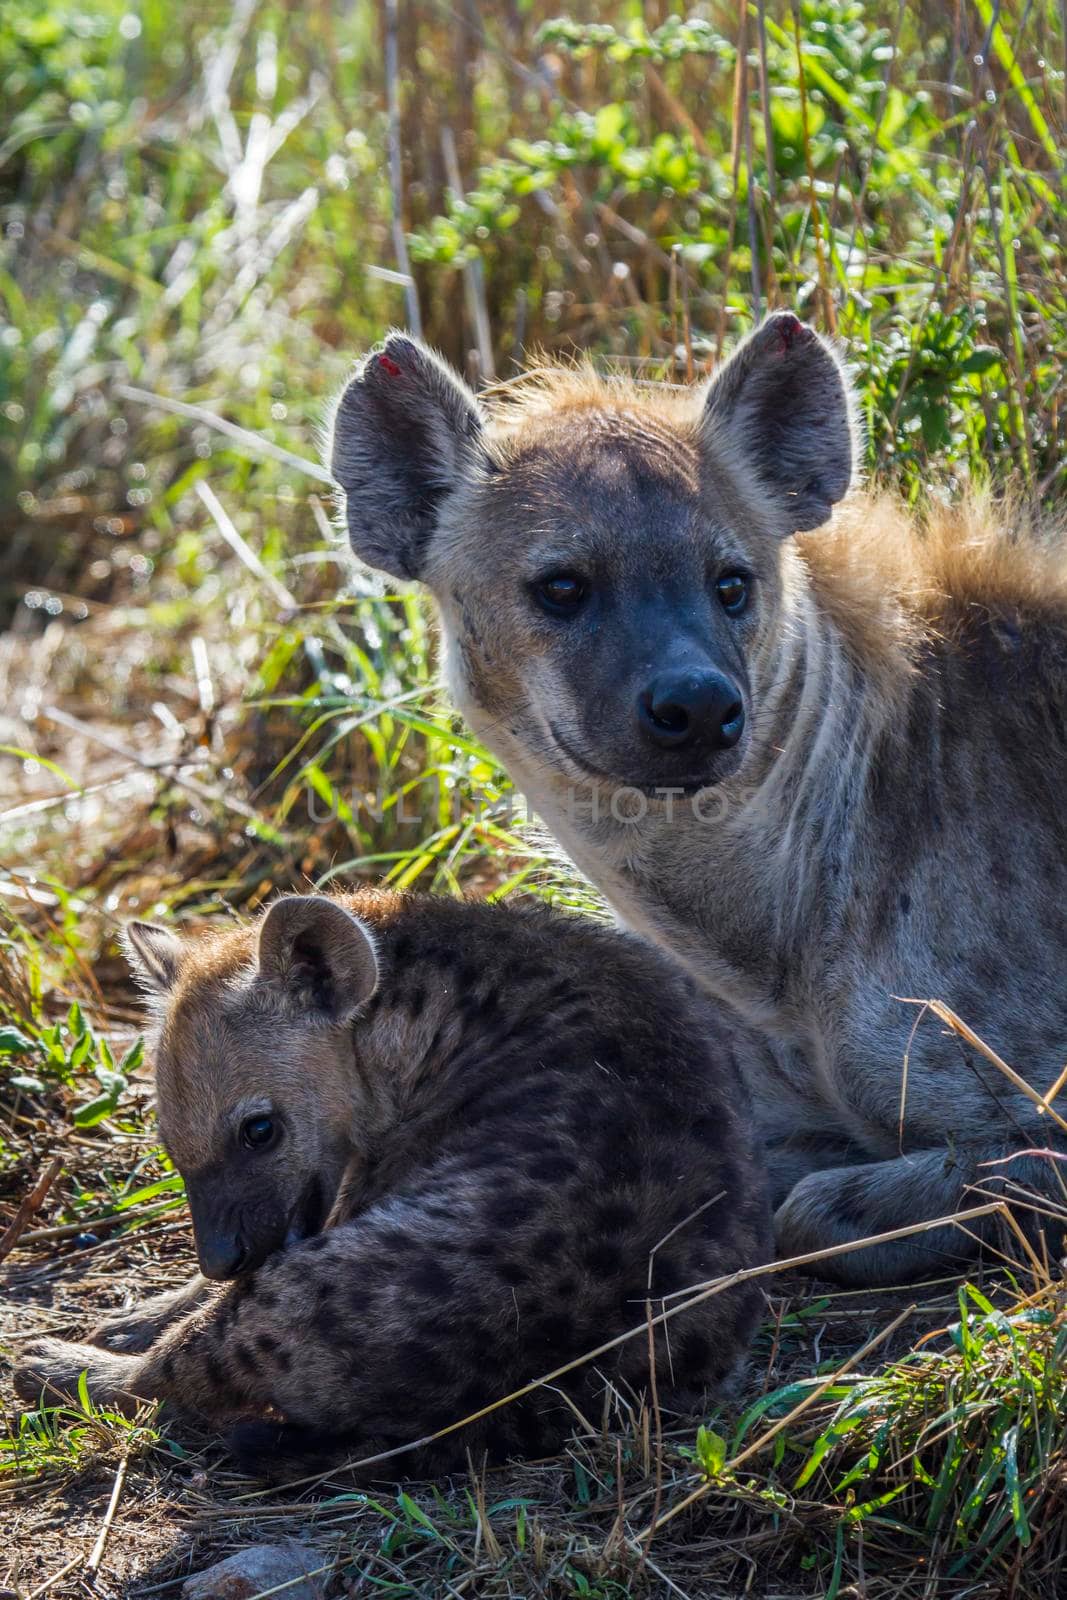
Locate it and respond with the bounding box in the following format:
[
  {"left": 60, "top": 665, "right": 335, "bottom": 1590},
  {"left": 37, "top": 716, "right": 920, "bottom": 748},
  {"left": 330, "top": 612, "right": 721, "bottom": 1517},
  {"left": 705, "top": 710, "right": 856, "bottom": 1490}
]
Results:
[{"left": 1, "top": 957, "right": 1066, "bottom": 1600}]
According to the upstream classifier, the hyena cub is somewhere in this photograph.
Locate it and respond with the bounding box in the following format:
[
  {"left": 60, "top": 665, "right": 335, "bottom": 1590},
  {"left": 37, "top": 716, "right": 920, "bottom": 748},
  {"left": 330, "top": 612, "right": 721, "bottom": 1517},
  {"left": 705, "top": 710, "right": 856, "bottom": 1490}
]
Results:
[{"left": 15, "top": 891, "right": 771, "bottom": 1475}]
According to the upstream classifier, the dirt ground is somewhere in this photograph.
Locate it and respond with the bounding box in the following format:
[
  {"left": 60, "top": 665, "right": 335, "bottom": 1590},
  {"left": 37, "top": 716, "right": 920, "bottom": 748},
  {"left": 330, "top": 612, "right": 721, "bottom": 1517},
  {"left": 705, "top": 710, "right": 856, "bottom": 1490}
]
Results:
[{"left": 1, "top": 1203, "right": 974, "bottom": 1600}]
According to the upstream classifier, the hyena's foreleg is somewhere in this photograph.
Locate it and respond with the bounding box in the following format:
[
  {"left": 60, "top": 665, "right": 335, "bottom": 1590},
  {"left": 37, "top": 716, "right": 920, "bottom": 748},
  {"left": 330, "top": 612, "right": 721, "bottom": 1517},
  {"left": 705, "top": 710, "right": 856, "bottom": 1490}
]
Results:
[
  {"left": 89, "top": 1275, "right": 216, "bottom": 1353},
  {"left": 15, "top": 1181, "right": 532, "bottom": 1462},
  {"left": 774, "top": 1145, "right": 1067, "bottom": 1286}
]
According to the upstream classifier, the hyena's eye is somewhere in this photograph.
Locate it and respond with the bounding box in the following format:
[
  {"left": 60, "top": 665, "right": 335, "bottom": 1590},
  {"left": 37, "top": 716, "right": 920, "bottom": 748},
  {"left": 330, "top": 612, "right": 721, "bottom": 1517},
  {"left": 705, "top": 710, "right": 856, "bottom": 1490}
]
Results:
[
  {"left": 241, "top": 1114, "right": 277, "bottom": 1151},
  {"left": 533, "top": 572, "right": 588, "bottom": 617},
  {"left": 715, "top": 572, "right": 750, "bottom": 616}
]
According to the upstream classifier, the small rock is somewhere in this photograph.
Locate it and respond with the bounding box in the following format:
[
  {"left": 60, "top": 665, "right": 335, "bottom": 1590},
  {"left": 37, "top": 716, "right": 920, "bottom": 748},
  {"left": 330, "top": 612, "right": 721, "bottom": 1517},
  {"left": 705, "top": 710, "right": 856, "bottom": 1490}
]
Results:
[{"left": 182, "top": 1543, "right": 325, "bottom": 1600}]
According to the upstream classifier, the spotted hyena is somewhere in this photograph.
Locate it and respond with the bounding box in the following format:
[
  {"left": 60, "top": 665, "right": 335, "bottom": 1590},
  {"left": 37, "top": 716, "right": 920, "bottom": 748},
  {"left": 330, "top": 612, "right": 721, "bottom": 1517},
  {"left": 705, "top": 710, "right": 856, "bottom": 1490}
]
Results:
[
  {"left": 327, "top": 314, "right": 1067, "bottom": 1285},
  {"left": 14, "top": 891, "right": 771, "bottom": 1474}
]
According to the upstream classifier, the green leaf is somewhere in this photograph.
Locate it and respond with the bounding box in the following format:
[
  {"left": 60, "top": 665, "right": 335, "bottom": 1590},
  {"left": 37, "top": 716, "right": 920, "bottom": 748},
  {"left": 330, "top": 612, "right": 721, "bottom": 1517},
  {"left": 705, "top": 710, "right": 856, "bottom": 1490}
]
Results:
[
  {"left": 119, "top": 1037, "right": 144, "bottom": 1074},
  {"left": 0, "top": 746, "right": 82, "bottom": 794},
  {"left": 1002, "top": 1427, "right": 1031, "bottom": 1545},
  {"left": 0, "top": 1027, "right": 35, "bottom": 1057},
  {"left": 397, "top": 1491, "right": 443, "bottom": 1539},
  {"left": 958, "top": 349, "right": 1001, "bottom": 377},
  {"left": 8, "top": 1072, "right": 46, "bottom": 1094},
  {"left": 696, "top": 1424, "right": 727, "bottom": 1478},
  {"left": 592, "top": 102, "right": 627, "bottom": 152},
  {"left": 67, "top": 1031, "right": 92, "bottom": 1071},
  {"left": 116, "top": 1174, "right": 185, "bottom": 1208},
  {"left": 73, "top": 1072, "right": 127, "bottom": 1126}
]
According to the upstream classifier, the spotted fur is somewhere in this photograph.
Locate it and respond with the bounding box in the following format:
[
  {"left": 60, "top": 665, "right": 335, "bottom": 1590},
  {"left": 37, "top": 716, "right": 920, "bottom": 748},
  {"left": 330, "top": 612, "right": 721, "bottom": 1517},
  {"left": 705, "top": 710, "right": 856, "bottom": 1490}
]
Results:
[
  {"left": 325, "top": 313, "right": 1067, "bottom": 1285},
  {"left": 14, "top": 891, "right": 771, "bottom": 1476}
]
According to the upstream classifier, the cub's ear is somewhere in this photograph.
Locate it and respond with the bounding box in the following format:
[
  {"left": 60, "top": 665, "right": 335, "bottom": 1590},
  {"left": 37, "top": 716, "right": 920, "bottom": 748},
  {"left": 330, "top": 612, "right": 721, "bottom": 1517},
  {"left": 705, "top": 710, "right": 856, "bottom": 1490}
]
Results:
[
  {"left": 329, "top": 333, "right": 487, "bottom": 582},
  {"left": 257, "top": 896, "right": 379, "bottom": 1022},
  {"left": 701, "top": 311, "right": 857, "bottom": 535},
  {"left": 123, "top": 921, "right": 184, "bottom": 995}
]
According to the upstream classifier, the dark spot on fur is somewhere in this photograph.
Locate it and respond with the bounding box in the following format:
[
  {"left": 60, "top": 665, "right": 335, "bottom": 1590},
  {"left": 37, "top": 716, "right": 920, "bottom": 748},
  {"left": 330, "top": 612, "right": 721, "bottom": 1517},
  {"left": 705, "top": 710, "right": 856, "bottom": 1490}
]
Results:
[
  {"left": 647, "top": 1152, "right": 681, "bottom": 1185},
  {"left": 650, "top": 1253, "right": 688, "bottom": 1293},
  {"left": 233, "top": 1340, "right": 257, "bottom": 1374},
  {"left": 455, "top": 1378, "right": 490, "bottom": 1415},
  {"left": 491, "top": 1192, "right": 539, "bottom": 1229},
  {"left": 407, "top": 985, "right": 426, "bottom": 1018},
  {"left": 583, "top": 1240, "right": 624, "bottom": 1279},
  {"left": 531, "top": 1313, "right": 571, "bottom": 1351},
  {"left": 411, "top": 1257, "right": 455, "bottom": 1300},
  {"left": 690, "top": 1111, "right": 726, "bottom": 1145},
  {"left": 590, "top": 1034, "right": 626, "bottom": 1072},
  {"left": 379, "top": 1228, "right": 418, "bottom": 1254},
  {"left": 204, "top": 1351, "right": 227, "bottom": 1390},
  {"left": 678, "top": 1332, "right": 711, "bottom": 1374},
  {"left": 595, "top": 1199, "right": 638, "bottom": 1234},
  {"left": 529, "top": 1154, "right": 576, "bottom": 1184},
  {"left": 398, "top": 1340, "right": 447, "bottom": 1386}
]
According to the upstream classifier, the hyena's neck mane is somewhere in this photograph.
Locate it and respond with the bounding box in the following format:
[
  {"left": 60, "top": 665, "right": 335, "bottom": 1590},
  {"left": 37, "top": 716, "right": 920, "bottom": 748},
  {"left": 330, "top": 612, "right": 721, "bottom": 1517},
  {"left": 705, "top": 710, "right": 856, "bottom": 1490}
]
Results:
[{"left": 498, "top": 490, "right": 1067, "bottom": 1027}]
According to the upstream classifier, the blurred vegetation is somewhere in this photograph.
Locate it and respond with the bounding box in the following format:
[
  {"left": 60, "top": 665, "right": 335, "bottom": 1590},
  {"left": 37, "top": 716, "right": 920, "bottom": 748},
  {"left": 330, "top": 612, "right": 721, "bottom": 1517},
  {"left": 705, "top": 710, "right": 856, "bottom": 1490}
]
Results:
[
  {"left": 0, "top": 0, "right": 1063, "bottom": 927},
  {"left": 0, "top": 0, "right": 1062, "bottom": 947}
]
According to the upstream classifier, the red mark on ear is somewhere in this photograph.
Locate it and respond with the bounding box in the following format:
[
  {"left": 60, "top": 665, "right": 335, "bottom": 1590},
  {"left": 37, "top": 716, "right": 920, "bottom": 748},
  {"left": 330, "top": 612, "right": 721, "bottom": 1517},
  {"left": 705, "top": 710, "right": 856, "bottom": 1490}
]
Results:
[
  {"left": 378, "top": 354, "right": 403, "bottom": 378},
  {"left": 774, "top": 313, "right": 810, "bottom": 354}
]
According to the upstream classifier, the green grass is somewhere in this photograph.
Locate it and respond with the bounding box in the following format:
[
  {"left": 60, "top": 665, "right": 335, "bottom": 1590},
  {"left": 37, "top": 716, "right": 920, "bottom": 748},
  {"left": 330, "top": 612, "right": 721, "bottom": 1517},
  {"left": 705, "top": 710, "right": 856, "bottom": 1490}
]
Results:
[
  {"left": 1, "top": 0, "right": 1066, "bottom": 1593},
  {"left": 2, "top": 1381, "right": 159, "bottom": 1484}
]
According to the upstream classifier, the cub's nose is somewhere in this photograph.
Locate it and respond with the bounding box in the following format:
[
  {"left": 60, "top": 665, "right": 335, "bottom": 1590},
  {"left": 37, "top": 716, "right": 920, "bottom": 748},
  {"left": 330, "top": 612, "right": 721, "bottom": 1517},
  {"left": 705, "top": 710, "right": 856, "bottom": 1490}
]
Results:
[
  {"left": 196, "top": 1232, "right": 248, "bottom": 1281},
  {"left": 638, "top": 670, "right": 745, "bottom": 752}
]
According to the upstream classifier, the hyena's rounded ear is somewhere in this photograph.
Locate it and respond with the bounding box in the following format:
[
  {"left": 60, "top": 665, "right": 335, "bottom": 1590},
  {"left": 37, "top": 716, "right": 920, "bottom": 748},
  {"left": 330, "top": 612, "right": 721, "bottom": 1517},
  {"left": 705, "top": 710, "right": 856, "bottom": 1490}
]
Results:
[
  {"left": 123, "top": 921, "right": 184, "bottom": 995},
  {"left": 700, "top": 312, "right": 858, "bottom": 536},
  {"left": 256, "top": 896, "right": 379, "bottom": 1022},
  {"left": 328, "top": 332, "right": 488, "bottom": 582}
]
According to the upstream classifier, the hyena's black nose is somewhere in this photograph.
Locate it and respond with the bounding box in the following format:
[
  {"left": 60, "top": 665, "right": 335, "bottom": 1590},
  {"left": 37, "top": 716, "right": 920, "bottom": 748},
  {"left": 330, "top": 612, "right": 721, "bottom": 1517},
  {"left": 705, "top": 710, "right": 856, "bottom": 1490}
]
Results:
[
  {"left": 638, "top": 670, "right": 745, "bottom": 752},
  {"left": 196, "top": 1232, "right": 247, "bottom": 1281}
]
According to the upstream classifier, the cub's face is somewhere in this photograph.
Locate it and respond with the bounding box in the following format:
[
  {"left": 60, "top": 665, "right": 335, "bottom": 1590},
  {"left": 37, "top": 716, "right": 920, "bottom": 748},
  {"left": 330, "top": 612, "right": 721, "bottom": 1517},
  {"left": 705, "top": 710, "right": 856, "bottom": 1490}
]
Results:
[
  {"left": 124, "top": 896, "right": 380, "bottom": 1280},
  {"left": 152, "top": 1001, "right": 356, "bottom": 1280}
]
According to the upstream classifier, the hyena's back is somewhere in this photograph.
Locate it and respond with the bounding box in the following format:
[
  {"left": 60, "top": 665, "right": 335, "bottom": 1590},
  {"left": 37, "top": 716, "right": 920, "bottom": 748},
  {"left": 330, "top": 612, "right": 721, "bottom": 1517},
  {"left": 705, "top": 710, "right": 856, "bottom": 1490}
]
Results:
[{"left": 15, "top": 893, "right": 773, "bottom": 1473}]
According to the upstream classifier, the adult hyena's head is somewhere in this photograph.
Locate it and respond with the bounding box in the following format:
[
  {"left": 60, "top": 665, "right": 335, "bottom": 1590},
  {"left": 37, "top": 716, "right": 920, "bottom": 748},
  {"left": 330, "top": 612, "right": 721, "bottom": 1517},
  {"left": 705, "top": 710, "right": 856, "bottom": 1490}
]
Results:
[
  {"left": 330, "top": 313, "right": 856, "bottom": 798},
  {"left": 123, "top": 897, "right": 380, "bottom": 1280}
]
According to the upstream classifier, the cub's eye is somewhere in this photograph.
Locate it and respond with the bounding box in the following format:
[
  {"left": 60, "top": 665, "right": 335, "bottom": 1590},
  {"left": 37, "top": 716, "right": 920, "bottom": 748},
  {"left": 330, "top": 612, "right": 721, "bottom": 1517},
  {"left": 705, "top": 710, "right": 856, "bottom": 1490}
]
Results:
[
  {"left": 716, "top": 572, "right": 750, "bottom": 616},
  {"left": 534, "top": 572, "right": 588, "bottom": 617},
  {"left": 241, "top": 1114, "right": 277, "bottom": 1151}
]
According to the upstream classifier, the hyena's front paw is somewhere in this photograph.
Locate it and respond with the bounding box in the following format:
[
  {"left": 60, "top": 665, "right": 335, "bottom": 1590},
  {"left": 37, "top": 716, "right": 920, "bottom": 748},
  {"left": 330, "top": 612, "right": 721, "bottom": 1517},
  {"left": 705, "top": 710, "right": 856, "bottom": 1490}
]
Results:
[
  {"left": 88, "top": 1278, "right": 212, "bottom": 1352},
  {"left": 774, "top": 1160, "right": 975, "bottom": 1287},
  {"left": 774, "top": 1169, "right": 859, "bottom": 1261},
  {"left": 88, "top": 1306, "right": 167, "bottom": 1354},
  {"left": 13, "top": 1337, "right": 143, "bottom": 1411}
]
